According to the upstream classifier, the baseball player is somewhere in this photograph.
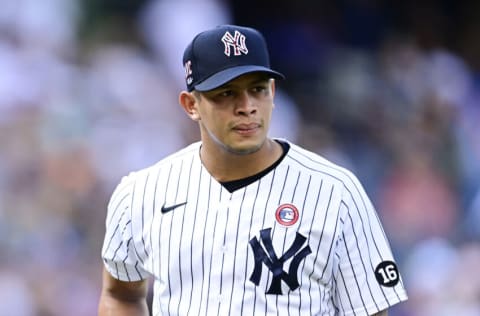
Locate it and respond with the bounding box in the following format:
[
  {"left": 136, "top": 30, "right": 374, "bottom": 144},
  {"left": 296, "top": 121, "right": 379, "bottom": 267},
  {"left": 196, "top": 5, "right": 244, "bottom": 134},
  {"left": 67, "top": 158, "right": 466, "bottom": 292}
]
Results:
[{"left": 98, "top": 25, "right": 408, "bottom": 315}]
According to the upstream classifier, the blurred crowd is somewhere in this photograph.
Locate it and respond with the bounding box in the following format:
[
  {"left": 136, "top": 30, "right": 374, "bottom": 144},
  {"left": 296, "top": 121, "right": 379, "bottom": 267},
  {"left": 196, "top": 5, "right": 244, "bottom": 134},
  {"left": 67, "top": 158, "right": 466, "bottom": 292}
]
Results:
[{"left": 0, "top": 0, "right": 479, "bottom": 315}]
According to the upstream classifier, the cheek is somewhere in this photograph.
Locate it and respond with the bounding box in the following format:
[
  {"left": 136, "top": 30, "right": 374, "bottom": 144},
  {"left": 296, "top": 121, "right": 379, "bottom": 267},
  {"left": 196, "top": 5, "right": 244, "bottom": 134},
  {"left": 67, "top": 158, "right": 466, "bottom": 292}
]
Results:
[
  {"left": 199, "top": 111, "right": 224, "bottom": 134},
  {"left": 205, "top": 107, "right": 228, "bottom": 124},
  {"left": 261, "top": 104, "right": 274, "bottom": 119}
]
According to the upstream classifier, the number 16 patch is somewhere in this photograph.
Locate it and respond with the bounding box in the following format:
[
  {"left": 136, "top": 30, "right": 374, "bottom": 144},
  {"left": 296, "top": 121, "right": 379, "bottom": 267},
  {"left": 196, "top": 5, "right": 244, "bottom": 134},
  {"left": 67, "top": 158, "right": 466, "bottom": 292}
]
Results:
[{"left": 374, "top": 261, "right": 400, "bottom": 287}]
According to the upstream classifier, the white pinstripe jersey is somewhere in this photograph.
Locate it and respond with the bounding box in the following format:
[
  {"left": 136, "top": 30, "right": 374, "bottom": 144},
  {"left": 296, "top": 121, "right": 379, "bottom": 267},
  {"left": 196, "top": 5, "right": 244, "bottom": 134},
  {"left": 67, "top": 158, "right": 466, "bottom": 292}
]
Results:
[{"left": 102, "top": 140, "right": 408, "bottom": 316}]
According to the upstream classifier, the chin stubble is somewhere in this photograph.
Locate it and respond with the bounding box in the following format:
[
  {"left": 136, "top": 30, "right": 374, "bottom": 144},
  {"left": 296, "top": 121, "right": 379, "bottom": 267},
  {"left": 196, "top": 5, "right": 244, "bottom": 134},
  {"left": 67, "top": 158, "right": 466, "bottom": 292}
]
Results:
[{"left": 205, "top": 124, "right": 265, "bottom": 156}]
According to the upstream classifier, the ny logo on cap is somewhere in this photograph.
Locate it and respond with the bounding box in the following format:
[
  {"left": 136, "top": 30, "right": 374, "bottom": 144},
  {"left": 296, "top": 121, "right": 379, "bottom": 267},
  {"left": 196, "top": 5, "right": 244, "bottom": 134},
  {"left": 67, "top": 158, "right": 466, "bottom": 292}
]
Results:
[{"left": 221, "top": 30, "right": 248, "bottom": 57}]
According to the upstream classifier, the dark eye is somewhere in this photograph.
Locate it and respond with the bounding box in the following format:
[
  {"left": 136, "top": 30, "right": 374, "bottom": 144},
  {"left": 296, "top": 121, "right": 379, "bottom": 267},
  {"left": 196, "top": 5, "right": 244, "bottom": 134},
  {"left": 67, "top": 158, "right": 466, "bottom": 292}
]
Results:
[
  {"left": 252, "top": 85, "right": 267, "bottom": 93},
  {"left": 219, "top": 90, "right": 234, "bottom": 97}
]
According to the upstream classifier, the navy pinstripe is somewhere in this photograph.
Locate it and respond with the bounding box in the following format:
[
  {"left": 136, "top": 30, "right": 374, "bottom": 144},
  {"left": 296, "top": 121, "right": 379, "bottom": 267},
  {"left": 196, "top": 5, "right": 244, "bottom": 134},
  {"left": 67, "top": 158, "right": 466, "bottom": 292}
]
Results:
[{"left": 101, "top": 140, "right": 408, "bottom": 315}]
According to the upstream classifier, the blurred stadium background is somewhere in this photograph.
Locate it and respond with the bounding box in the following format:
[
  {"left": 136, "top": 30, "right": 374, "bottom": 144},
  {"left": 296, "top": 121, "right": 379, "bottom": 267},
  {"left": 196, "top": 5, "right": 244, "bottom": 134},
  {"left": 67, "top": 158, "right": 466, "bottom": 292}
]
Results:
[{"left": 0, "top": 0, "right": 479, "bottom": 315}]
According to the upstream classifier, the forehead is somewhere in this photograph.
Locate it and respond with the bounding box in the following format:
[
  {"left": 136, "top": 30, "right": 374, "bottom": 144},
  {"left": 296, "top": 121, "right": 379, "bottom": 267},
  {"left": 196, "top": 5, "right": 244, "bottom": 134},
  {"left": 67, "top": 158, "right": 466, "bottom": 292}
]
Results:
[{"left": 215, "top": 72, "right": 272, "bottom": 89}]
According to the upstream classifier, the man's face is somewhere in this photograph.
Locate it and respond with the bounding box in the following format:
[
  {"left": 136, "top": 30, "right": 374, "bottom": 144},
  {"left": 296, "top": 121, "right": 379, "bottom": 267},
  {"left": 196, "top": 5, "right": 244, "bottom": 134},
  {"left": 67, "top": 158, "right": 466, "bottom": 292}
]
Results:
[{"left": 195, "top": 72, "right": 276, "bottom": 155}]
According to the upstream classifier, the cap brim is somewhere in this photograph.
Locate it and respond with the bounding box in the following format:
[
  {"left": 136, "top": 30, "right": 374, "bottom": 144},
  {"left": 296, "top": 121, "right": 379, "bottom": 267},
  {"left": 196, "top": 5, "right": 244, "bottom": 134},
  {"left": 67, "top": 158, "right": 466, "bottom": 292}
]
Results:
[{"left": 193, "top": 65, "right": 285, "bottom": 92}]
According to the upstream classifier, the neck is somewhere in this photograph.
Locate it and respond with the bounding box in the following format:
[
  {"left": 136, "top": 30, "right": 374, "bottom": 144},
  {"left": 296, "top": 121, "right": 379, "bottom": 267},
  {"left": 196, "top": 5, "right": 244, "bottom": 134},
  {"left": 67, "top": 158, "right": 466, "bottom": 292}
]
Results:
[{"left": 200, "top": 138, "right": 283, "bottom": 182}]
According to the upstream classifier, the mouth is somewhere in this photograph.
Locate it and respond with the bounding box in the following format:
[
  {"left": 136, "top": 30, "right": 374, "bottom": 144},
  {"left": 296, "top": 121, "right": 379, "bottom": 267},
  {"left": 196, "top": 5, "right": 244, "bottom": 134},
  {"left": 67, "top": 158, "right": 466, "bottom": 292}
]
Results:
[{"left": 232, "top": 123, "right": 261, "bottom": 135}]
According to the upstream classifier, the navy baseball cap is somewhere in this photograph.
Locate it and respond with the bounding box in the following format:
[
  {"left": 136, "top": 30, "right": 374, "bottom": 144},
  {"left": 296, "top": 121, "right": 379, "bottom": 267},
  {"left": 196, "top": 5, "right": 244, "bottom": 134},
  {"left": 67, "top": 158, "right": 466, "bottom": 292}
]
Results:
[{"left": 182, "top": 25, "right": 284, "bottom": 92}]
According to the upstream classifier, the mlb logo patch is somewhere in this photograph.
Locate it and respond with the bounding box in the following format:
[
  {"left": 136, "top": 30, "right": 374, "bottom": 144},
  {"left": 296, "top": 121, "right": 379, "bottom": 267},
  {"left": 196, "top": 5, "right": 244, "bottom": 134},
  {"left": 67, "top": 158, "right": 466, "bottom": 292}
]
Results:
[{"left": 275, "top": 203, "right": 299, "bottom": 226}]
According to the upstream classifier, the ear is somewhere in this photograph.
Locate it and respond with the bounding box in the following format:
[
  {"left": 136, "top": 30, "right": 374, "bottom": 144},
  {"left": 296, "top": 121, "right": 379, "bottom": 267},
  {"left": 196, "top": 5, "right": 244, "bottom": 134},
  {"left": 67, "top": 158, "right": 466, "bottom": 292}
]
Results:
[
  {"left": 270, "top": 79, "right": 276, "bottom": 108},
  {"left": 179, "top": 91, "right": 200, "bottom": 121}
]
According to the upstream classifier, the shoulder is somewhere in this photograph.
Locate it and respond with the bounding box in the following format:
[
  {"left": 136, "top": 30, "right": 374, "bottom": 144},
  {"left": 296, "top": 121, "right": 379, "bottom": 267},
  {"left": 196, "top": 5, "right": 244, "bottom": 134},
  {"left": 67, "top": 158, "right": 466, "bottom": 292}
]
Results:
[
  {"left": 106, "top": 142, "right": 201, "bottom": 218},
  {"left": 282, "top": 140, "right": 361, "bottom": 188},
  {"left": 110, "top": 142, "right": 201, "bottom": 196},
  {"left": 120, "top": 142, "right": 201, "bottom": 182}
]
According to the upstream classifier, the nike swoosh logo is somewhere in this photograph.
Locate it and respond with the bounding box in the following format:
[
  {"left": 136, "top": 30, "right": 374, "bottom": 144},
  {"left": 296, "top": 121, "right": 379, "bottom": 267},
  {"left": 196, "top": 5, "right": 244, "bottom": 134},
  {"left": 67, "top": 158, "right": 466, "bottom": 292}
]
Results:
[{"left": 161, "top": 202, "right": 187, "bottom": 214}]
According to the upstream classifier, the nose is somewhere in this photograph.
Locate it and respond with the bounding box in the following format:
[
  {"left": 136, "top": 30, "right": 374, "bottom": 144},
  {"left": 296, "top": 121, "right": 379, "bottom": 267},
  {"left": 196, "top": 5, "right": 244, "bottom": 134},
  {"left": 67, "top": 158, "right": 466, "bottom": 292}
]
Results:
[{"left": 235, "top": 91, "right": 257, "bottom": 116}]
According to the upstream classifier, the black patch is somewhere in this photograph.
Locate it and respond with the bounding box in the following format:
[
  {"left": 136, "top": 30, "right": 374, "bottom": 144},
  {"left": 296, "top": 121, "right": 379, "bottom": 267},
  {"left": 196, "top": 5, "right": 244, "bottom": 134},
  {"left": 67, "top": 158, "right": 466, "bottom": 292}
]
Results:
[{"left": 374, "top": 261, "right": 400, "bottom": 287}]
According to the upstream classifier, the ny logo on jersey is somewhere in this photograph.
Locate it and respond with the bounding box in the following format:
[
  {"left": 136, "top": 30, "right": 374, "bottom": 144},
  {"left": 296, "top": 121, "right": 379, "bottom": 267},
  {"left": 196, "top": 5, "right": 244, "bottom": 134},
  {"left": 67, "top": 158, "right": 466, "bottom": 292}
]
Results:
[
  {"left": 221, "top": 30, "right": 248, "bottom": 56},
  {"left": 249, "top": 228, "right": 312, "bottom": 295}
]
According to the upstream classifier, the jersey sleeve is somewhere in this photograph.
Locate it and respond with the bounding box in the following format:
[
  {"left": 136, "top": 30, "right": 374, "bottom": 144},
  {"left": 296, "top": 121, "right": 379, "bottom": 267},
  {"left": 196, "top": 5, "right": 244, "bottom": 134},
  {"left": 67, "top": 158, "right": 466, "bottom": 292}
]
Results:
[
  {"left": 101, "top": 174, "right": 150, "bottom": 282},
  {"left": 333, "top": 172, "right": 408, "bottom": 316}
]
